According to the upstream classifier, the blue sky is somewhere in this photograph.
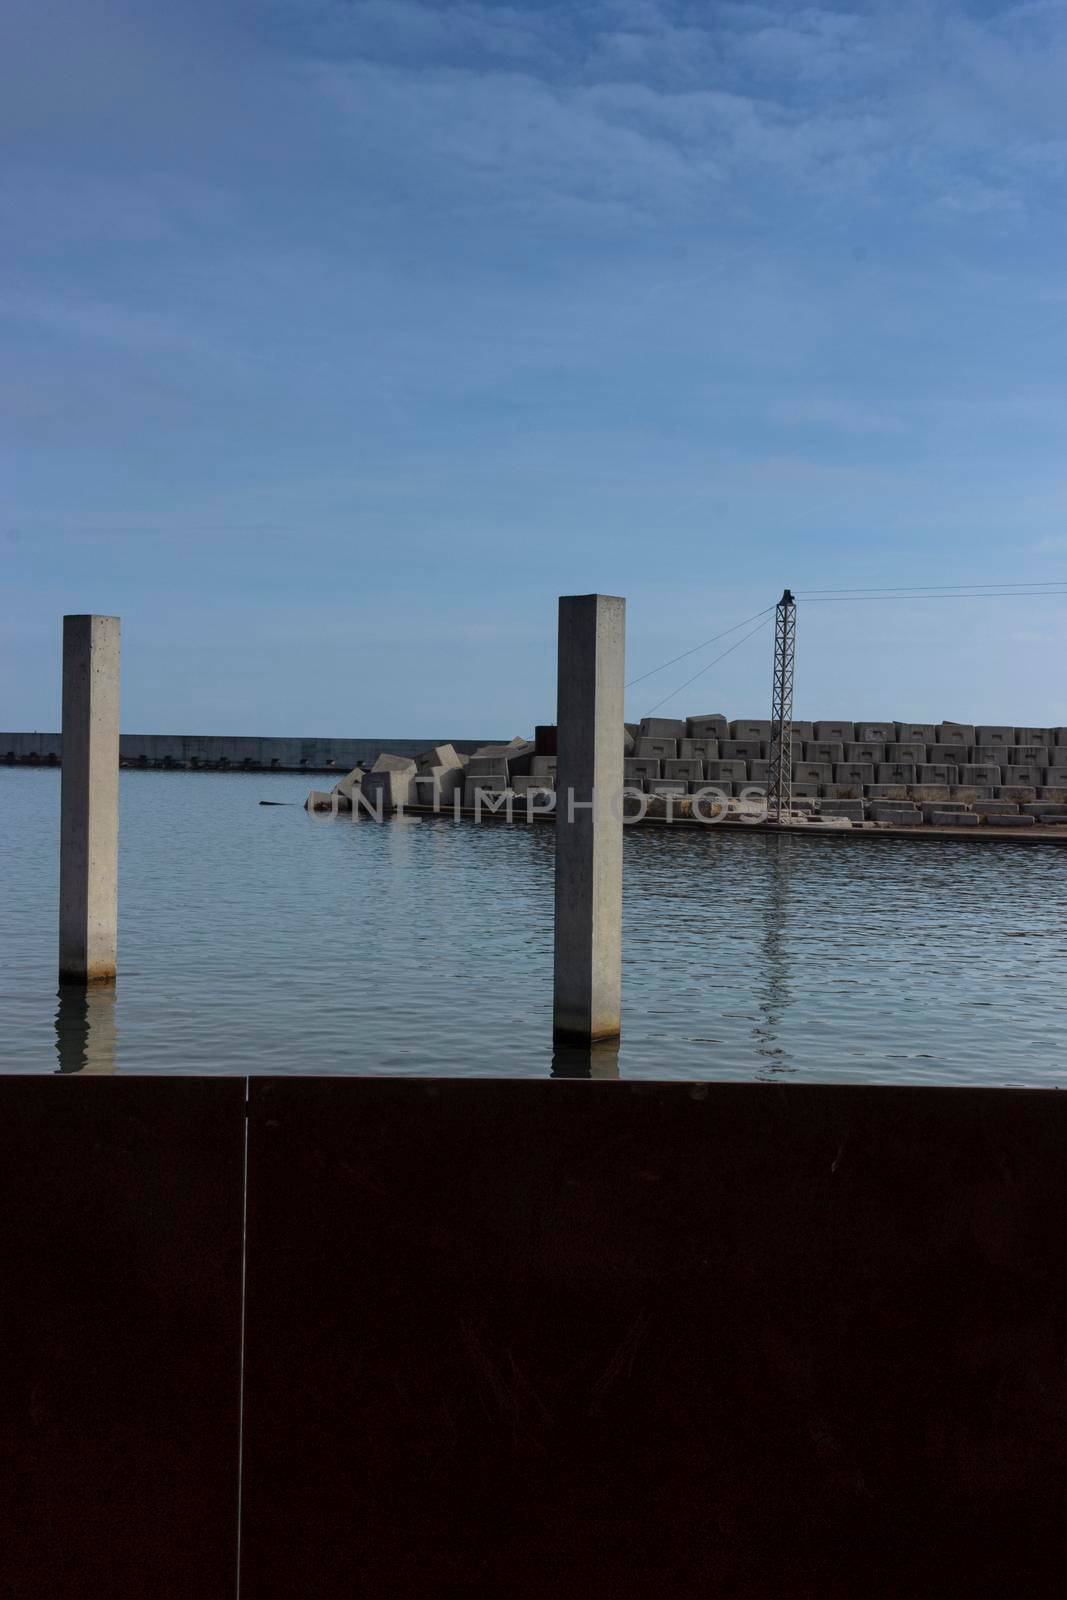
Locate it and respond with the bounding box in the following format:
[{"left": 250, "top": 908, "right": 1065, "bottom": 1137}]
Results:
[{"left": 3, "top": 0, "right": 1067, "bottom": 735}]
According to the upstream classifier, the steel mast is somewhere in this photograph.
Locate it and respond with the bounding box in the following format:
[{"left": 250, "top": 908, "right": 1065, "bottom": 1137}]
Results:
[{"left": 766, "top": 589, "right": 797, "bottom": 824}]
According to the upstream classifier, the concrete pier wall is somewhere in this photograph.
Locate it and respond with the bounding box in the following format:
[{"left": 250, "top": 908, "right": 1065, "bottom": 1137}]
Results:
[{"left": 0, "top": 731, "right": 495, "bottom": 771}]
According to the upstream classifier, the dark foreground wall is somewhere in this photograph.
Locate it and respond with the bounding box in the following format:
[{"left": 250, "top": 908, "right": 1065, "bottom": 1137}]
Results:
[{"left": 2, "top": 1078, "right": 1067, "bottom": 1598}]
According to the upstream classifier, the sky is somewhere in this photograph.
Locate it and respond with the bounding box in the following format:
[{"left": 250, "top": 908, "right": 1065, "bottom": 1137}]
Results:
[{"left": 3, "top": 0, "right": 1067, "bottom": 736}]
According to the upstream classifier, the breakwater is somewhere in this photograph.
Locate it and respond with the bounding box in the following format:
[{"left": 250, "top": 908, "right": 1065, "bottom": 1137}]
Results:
[{"left": 1, "top": 731, "right": 496, "bottom": 773}]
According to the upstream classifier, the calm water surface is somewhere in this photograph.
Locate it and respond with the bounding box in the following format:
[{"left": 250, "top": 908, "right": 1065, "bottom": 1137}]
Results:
[{"left": 2, "top": 767, "right": 1066, "bottom": 1082}]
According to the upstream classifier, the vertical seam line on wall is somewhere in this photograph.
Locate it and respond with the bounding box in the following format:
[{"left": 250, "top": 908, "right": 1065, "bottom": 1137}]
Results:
[{"left": 235, "top": 1075, "right": 250, "bottom": 1599}]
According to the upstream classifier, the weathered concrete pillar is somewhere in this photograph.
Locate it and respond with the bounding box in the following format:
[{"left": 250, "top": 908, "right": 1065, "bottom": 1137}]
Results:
[
  {"left": 59, "top": 615, "right": 120, "bottom": 983},
  {"left": 553, "top": 594, "right": 625, "bottom": 1043}
]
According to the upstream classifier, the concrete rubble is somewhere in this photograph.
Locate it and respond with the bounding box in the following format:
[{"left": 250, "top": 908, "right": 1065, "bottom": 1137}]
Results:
[{"left": 306, "top": 715, "right": 1067, "bottom": 831}]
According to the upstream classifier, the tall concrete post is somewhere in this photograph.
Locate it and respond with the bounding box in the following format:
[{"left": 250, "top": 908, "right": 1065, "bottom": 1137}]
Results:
[
  {"left": 553, "top": 594, "right": 625, "bottom": 1043},
  {"left": 59, "top": 615, "right": 120, "bottom": 983}
]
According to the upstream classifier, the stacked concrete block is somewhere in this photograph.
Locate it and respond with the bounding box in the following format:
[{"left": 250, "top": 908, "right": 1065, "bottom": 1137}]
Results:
[
  {"left": 648, "top": 779, "right": 687, "bottom": 796},
  {"left": 640, "top": 717, "right": 687, "bottom": 740},
  {"left": 833, "top": 763, "right": 875, "bottom": 788},
  {"left": 1024, "top": 803, "right": 1067, "bottom": 817},
  {"left": 748, "top": 760, "right": 769, "bottom": 782},
  {"left": 824, "top": 782, "right": 866, "bottom": 799},
  {"left": 416, "top": 744, "right": 464, "bottom": 773},
  {"left": 793, "top": 762, "right": 832, "bottom": 784},
  {"left": 815, "top": 722, "right": 854, "bottom": 741},
  {"left": 1016, "top": 727, "right": 1050, "bottom": 744},
  {"left": 334, "top": 766, "right": 365, "bottom": 801},
  {"left": 679, "top": 738, "right": 718, "bottom": 760},
  {"left": 531, "top": 755, "right": 557, "bottom": 779},
  {"left": 635, "top": 736, "right": 677, "bottom": 760},
  {"left": 897, "top": 723, "right": 936, "bottom": 743},
  {"left": 1011, "top": 745, "right": 1049, "bottom": 767},
  {"left": 973, "top": 800, "right": 1020, "bottom": 816},
  {"left": 909, "top": 785, "right": 951, "bottom": 802},
  {"left": 857, "top": 723, "right": 895, "bottom": 743},
  {"left": 462, "top": 777, "right": 514, "bottom": 810},
  {"left": 364, "top": 753, "right": 418, "bottom": 811},
  {"left": 1040, "top": 781, "right": 1067, "bottom": 799},
  {"left": 1006, "top": 765, "right": 1039, "bottom": 786},
  {"left": 967, "top": 747, "right": 1000, "bottom": 764},
  {"left": 996, "top": 784, "right": 1037, "bottom": 802},
  {"left": 721, "top": 739, "right": 764, "bottom": 761},
  {"left": 706, "top": 760, "right": 747, "bottom": 783},
  {"left": 985, "top": 813, "right": 1036, "bottom": 828},
  {"left": 927, "top": 810, "right": 979, "bottom": 827},
  {"left": 846, "top": 743, "right": 885, "bottom": 763},
  {"left": 511, "top": 776, "right": 556, "bottom": 799},
  {"left": 730, "top": 720, "right": 772, "bottom": 740},
  {"left": 870, "top": 804, "right": 921, "bottom": 825},
  {"left": 805, "top": 742, "right": 844, "bottom": 764},
  {"left": 938, "top": 723, "right": 975, "bottom": 745},
  {"left": 467, "top": 755, "right": 509, "bottom": 778},
  {"left": 625, "top": 758, "right": 661, "bottom": 786},
  {"left": 927, "top": 744, "right": 968, "bottom": 764},
  {"left": 867, "top": 784, "right": 910, "bottom": 800},
  {"left": 886, "top": 743, "right": 926, "bottom": 763},
  {"left": 789, "top": 722, "right": 815, "bottom": 741},
  {"left": 977, "top": 726, "right": 1015, "bottom": 749},
  {"left": 687, "top": 714, "right": 728, "bottom": 739},
  {"left": 819, "top": 799, "right": 866, "bottom": 821},
  {"left": 917, "top": 764, "right": 957, "bottom": 785},
  {"left": 877, "top": 763, "right": 917, "bottom": 784},
  {"left": 1050, "top": 747, "right": 1067, "bottom": 766},
  {"left": 958, "top": 765, "right": 1001, "bottom": 786},
  {"left": 664, "top": 758, "right": 704, "bottom": 781}
]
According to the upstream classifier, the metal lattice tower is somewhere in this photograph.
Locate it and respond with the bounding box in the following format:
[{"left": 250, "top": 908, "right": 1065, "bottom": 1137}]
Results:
[{"left": 767, "top": 589, "right": 796, "bottom": 824}]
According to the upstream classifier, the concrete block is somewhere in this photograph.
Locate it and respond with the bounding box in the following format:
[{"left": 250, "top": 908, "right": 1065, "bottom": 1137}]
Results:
[
  {"left": 866, "top": 785, "right": 910, "bottom": 800},
  {"left": 896, "top": 723, "right": 936, "bottom": 743},
  {"left": 686, "top": 714, "right": 728, "bottom": 739},
  {"left": 818, "top": 799, "right": 866, "bottom": 821},
  {"left": 664, "top": 759, "right": 704, "bottom": 781},
  {"left": 365, "top": 764, "right": 417, "bottom": 809},
  {"left": 792, "top": 762, "right": 832, "bottom": 783},
  {"left": 1023, "top": 803, "right": 1067, "bottom": 817},
  {"left": 908, "top": 785, "right": 951, "bottom": 801},
  {"left": 984, "top": 813, "right": 1036, "bottom": 828},
  {"left": 679, "top": 738, "right": 718, "bottom": 760},
  {"left": 463, "top": 778, "right": 512, "bottom": 810},
  {"left": 467, "top": 756, "right": 510, "bottom": 777},
  {"left": 1055, "top": 728, "right": 1067, "bottom": 747},
  {"left": 648, "top": 779, "right": 687, "bottom": 795},
  {"left": 729, "top": 720, "right": 771, "bottom": 739},
  {"left": 870, "top": 804, "right": 921, "bottom": 825},
  {"left": 625, "top": 758, "right": 661, "bottom": 782},
  {"left": 995, "top": 785, "right": 1036, "bottom": 802},
  {"left": 917, "top": 764, "right": 957, "bottom": 784},
  {"left": 635, "top": 737, "right": 677, "bottom": 760},
  {"left": 876, "top": 764, "right": 917, "bottom": 784},
  {"left": 411, "top": 768, "right": 464, "bottom": 806},
  {"left": 747, "top": 760, "right": 768, "bottom": 782},
  {"left": 976, "top": 726, "right": 1015, "bottom": 747},
  {"left": 623, "top": 728, "right": 635, "bottom": 756},
  {"left": 1037, "top": 813, "right": 1067, "bottom": 825},
  {"left": 790, "top": 783, "right": 820, "bottom": 798},
  {"left": 531, "top": 755, "right": 558, "bottom": 776},
  {"left": 1039, "top": 784, "right": 1067, "bottom": 801},
  {"left": 845, "top": 744, "right": 885, "bottom": 763},
  {"left": 416, "top": 744, "right": 464, "bottom": 773},
  {"left": 926, "top": 810, "right": 979, "bottom": 827},
  {"left": 937, "top": 723, "right": 975, "bottom": 745},
  {"left": 693, "top": 780, "right": 734, "bottom": 795},
  {"left": 705, "top": 760, "right": 747, "bottom": 782},
  {"left": 1015, "top": 727, "right": 1051, "bottom": 744},
  {"left": 804, "top": 742, "right": 844, "bottom": 764},
  {"left": 721, "top": 739, "right": 765, "bottom": 761},
  {"left": 967, "top": 747, "right": 999, "bottom": 764},
  {"left": 857, "top": 723, "right": 895, "bottom": 743},
  {"left": 957, "top": 765, "right": 1001, "bottom": 786},
  {"left": 822, "top": 783, "right": 865, "bottom": 799},
  {"left": 833, "top": 763, "right": 875, "bottom": 786},
  {"left": 511, "top": 774, "right": 555, "bottom": 797},
  {"left": 371, "top": 752, "right": 418, "bottom": 774},
  {"left": 334, "top": 766, "right": 365, "bottom": 801},
  {"left": 1005, "top": 765, "right": 1039, "bottom": 786},
  {"left": 815, "top": 722, "right": 855, "bottom": 741},
  {"left": 973, "top": 800, "right": 1019, "bottom": 815},
  {"left": 1010, "top": 745, "right": 1049, "bottom": 766},
  {"left": 886, "top": 743, "right": 926, "bottom": 763},
  {"left": 639, "top": 717, "right": 687, "bottom": 739},
  {"left": 950, "top": 785, "right": 993, "bottom": 802},
  {"left": 1048, "top": 747, "right": 1067, "bottom": 766},
  {"left": 927, "top": 744, "right": 968, "bottom": 763},
  {"left": 789, "top": 722, "right": 815, "bottom": 741},
  {"left": 470, "top": 739, "right": 534, "bottom": 776}
]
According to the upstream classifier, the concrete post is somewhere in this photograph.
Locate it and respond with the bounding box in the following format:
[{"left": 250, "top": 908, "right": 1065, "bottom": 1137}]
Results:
[
  {"left": 59, "top": 615, "right": 120, "bottom": 983},
  {"left": 553, "top": 594, "right": 625, "bottom": 1043}
]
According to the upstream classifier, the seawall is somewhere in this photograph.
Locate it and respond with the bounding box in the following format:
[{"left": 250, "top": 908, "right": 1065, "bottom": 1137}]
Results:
[{"left": 0, "top": 731, "right": 498, "bottom": 773}]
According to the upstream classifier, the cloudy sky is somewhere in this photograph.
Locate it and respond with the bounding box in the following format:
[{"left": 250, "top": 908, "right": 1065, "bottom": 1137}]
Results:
[{"left": 3, "top": 0, "right": 1067, "bottom": 734}]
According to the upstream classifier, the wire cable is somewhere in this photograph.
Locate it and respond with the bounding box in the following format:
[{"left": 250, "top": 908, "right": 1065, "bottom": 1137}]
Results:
[
  {"left": 802, "top": 590, "right": 1067, "bottom": 603},
  {"left": 642, "top": 615, "right": 773, "bottom": 715},
  {"left": 625, "top": 606, "right": 774, "bottom": 688},
  {"left": 799, "top": 582, "right": 1067, "bottom": 597}
]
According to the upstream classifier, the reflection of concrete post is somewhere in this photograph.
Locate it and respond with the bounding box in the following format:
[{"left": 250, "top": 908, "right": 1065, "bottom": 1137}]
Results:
[
  {"left": 59, "top": 616, "right": 120, "bottom": 983},
  {"left": 553, "top": 594, "right": 625, "bottom": 1043},
  {"left": 55, "top": 984, "right": 118, "bottom": 1073}
]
